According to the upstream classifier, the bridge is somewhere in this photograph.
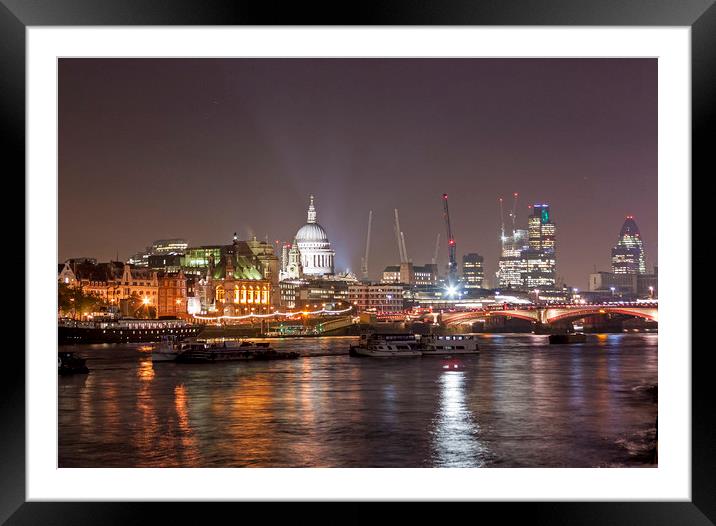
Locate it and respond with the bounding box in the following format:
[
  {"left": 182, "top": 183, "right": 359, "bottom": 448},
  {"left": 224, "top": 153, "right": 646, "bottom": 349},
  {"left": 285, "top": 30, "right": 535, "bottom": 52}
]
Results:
[
  {"left": 439, "top": 302, "right": 658, "bottom": 326},
  {"left": 315, "top": 316, "right": 355, "bottom": 333}
]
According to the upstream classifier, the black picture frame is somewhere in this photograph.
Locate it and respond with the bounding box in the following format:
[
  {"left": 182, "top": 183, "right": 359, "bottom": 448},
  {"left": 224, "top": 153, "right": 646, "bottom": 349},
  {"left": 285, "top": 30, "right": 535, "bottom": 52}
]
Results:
[{"left": 4, "top": 0, "right": 710, "bottom": 523}]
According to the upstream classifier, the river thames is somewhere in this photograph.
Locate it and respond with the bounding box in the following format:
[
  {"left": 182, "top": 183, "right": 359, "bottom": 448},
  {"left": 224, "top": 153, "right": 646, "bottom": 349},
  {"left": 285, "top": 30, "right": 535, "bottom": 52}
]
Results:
[{"left": 58, "top": 333, "right": 657, "bottom": 468}]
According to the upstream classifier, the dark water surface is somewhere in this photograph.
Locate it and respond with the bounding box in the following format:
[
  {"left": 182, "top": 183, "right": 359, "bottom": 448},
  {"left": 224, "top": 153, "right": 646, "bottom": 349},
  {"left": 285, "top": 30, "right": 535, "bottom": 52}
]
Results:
[{"left": 58, "top": 333, "right": 657, "bottom": 467}]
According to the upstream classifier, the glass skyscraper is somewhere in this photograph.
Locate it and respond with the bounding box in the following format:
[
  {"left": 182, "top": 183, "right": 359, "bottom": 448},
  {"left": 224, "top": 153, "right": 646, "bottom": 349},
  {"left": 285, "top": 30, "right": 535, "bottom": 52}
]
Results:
[
  {"left": 497, "top": 229, "right": 528, "bottom": 289},
  {"left": 497, "top": 203, "right": 557, "bottom": 291},
  {"left": 523, "top": 204, "right": 557, "bottom": 289},
  {"left": 611, "top": 216, "right": 647, "bottom": 274}
]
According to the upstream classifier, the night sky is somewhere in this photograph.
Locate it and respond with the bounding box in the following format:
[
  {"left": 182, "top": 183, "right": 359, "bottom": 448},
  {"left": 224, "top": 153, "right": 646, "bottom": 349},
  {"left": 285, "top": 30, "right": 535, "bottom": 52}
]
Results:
[{"left": 59, "top": 58, "right": 657, "bottom": 287}]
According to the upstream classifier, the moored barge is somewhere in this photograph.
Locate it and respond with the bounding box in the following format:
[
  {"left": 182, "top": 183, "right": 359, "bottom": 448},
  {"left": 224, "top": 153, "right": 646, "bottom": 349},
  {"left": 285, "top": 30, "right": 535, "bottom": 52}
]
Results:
[
  {"left": 175, "top": 340, "right": 300, "bottom": 363},
  {"left": 59, "top": 317, "right": 202, "bottom": 344}
]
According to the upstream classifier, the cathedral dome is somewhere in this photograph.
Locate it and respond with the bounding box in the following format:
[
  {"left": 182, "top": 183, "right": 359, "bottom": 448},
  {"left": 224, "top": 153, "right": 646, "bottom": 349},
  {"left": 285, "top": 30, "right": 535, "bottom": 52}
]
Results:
[
  {"left": 295, "top": 222, "right": 329, "bottom": 243},
  {"left": 290, "top": 194, "right": 335, "bottom": 277}
]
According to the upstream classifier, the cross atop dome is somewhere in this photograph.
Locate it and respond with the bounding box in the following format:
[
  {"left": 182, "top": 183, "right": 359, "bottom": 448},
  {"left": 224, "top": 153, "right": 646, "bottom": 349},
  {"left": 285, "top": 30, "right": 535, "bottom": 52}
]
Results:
[{"left": 307, "top": 194, "right": 317, "bottom": 224}]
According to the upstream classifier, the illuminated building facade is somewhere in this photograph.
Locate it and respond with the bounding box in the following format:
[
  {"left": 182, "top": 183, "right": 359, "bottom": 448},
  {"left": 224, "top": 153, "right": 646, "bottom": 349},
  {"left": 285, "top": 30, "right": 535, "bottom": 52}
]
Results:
[
  {"left": 522, "top": 204, "right": 557, "bottom": 289},
  {"left": 62, "top": 260, "right": 159, "bottom": 311},
  {"left": 157, "top": 270, "right": 188, "bottom": 318},
  {"left": 58, "top": 261, "right": 78, "bottom": 286},
  {"left": 195, "top": 237, "right": 272, "bottom": 316},
  {"left": 497, "top": 229, "right": 528, "bottom": 289},
  {"left": 151, "top": 239, "right": 188, "bottom": 255},
  {"left": 462, "top": 253, "right": 484, "bottom": 288},
  {"left": 611, "top": 216, "right": 647, "bottom": 274},
  {"left": 183, "top": 245, "right": 223, "bottom": 272},
  {"left": 293, "top": 195, "right": 335, "bottom": 277},
  {"left": 349, "top": 284, "right": 406, "bottom": 313},
  {"left": 381, "top": 266, "right": 401, "bottom": 283},
  {"left": 528, "top": 205, "right": 556, "bottom": 252},
  {"left": 523, "top": 249, "right": 557, "bottom": 289},
  {"left": 280, "top": 241, "right": 303, "bottom": 281},
  {"left": 296, "top": 279, "right": 351, "bottom": 310},
  {"left": 381, "top": 263, "right": 437, "bottom": 285},
  {"left": 589, "top": 265, "right": 657, "bottom": 298},
  {"left": 128, "top": 239, "right": 187, "bottom": 268},
  {"left": 182, "top": 236, "right": 279, "bottom": 309}
]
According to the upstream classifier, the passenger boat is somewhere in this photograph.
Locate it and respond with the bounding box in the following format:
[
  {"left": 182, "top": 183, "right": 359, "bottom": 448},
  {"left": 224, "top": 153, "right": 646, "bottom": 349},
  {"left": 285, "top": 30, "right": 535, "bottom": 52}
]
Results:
[
  {"left": 175, "top": 339, "right": 299, "bottom": 363},
  {"left": 549, "top": 333, "right": 587, "bottom": 344},
  {"left": 58, "top": 351, "right": 89, "bottom": 375},
  {"left": 420, "top": 334, "right": 480, "bottom": 356},
  {"left": 349, "top": 333, "right": 422, "bottom": 357}
]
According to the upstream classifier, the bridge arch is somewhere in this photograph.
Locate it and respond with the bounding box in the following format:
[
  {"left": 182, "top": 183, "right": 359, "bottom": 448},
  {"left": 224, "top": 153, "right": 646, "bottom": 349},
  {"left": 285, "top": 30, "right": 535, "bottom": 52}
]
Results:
[{"left": 545, "top": 307, "right": 658, "bottom": 324}]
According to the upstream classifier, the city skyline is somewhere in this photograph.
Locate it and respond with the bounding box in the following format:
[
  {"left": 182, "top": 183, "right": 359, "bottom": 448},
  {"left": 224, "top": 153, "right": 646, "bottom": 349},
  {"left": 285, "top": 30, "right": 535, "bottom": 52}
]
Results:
[{"left": 59, "top": 58, "right": 657, "bottom": 287}]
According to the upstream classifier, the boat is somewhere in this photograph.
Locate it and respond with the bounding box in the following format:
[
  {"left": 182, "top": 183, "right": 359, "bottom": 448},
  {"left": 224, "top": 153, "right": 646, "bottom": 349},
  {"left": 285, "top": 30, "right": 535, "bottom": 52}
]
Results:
[
  {"left": 175, "top": 339, "right": 299, "bottom": 363},
  {"left": 349, "top": 333, "right": 422, "bottom": 357},
  {"left": 58, "top": 351, "right": 89, "bottom": 375},
  {"left": 420, "top": 334, "right": 480, "bottom": 356},
  {"left": 549, "top": 333, "right": 587, "bottom": 344},
  {"left": 152, "top": 336, "right": 208, "bottom": 362},
  {"left": 59, "top": 316, "right": 202, "bottom": 344}
]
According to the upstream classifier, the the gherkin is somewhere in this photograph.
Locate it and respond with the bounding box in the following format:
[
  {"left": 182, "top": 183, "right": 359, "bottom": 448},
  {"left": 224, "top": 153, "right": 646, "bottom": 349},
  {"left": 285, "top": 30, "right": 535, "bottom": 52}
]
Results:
[{"left": 611, "top": 216, "right": 647, "bottom": 274}]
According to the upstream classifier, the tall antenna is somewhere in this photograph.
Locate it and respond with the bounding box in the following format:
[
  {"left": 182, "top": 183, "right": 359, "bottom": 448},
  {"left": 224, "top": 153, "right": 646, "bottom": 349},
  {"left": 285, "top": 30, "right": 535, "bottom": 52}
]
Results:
[
  {"left": 432, "top": 233, "right": 441, "bottom": 265},
  {"left": 394, "top": 209, "right": 406, "bottom": 263},
  {"left": 511, "top": 192, "right": 519, "bottom": 233},
  {"left": 361, "top": 210, "right": 372, "bottom": 280}
]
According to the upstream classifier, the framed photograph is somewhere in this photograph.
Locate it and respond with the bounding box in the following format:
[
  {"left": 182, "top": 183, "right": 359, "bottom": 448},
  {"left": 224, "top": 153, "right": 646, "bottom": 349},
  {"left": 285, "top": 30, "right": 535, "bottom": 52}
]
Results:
[{"left": 6, "top": 0, "right": 711, "bottom": 523}]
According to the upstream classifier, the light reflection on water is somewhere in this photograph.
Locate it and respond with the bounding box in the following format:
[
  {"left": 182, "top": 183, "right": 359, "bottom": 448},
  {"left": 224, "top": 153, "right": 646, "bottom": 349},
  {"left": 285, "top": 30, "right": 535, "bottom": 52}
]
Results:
[
  {"left": 58, "top": 334, "right": 657, "bottom": 468},
  {"left": 432, "top": 371, "right": 486, "bottom": 467}
]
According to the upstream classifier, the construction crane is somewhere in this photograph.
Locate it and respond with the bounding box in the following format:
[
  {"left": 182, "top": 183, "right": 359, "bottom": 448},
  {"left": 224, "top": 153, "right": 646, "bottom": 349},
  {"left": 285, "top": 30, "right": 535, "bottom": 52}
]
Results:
[
  {"left": 442, "top": 193, "right": 457, "bottom": 285},
  {"left": 394, "top": 209, "right": 407, "bottom": 263},
  {"left": 499, "top": 197, "right": 505, "bottom": 241},
  {"left": 360, "top": 210, "right": 372, "bottom": 280},
  {"left": 432, "top": 233, "right": 441, "bottom": 265},
  {"left": 510, "top": 192, "right": 519, "bottom": 232}
]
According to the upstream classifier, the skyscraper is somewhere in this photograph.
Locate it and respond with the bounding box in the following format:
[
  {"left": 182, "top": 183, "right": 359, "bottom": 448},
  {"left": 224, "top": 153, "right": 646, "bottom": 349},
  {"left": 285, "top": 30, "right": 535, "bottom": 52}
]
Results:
[
  {"left": 523, "top": 204, "right": 557, "bottom": 290},
  {"left": 611, "top": 216, "right": 647, "bottom": 274},
  {"left": 497, "top": 229, "right": 528, "bottom": 289},
  {"left": 527, "top": 204, "right": 556, "bottom": 252},
  {"left": 462, "top": 253, "right": 484, "bottom": 288}
]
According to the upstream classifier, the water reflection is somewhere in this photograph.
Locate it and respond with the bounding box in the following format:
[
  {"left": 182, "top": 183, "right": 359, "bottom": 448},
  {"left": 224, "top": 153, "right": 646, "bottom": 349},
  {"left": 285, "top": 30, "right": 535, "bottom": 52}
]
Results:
[
  {"left": 58, "top": 334, "right": 657, "bottom": 468},
  {"left": 137, "top": 359, "right": 155, "bottom": 381},
  {"left": 432, "top": 371, "right": 486, "bottom": 467}
]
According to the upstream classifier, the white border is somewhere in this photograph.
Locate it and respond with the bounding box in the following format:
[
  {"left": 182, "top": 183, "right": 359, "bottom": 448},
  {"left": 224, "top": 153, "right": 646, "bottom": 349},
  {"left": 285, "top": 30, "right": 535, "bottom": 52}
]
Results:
[{"left": 27, "top": 27, "right": 690, "bottom": 501}]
